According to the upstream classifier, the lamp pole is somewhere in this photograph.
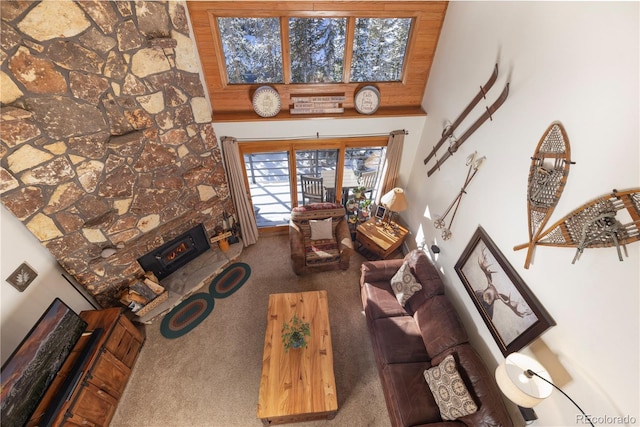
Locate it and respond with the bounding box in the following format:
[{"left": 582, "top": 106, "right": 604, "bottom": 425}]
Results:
[{"left": 525, "top": 370, "right": 595, "bottom": 427}]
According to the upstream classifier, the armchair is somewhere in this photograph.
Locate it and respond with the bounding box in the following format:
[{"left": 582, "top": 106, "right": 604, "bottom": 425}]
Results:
[{"left": 289, "top": 203, "right": 354, "bottom": 275}]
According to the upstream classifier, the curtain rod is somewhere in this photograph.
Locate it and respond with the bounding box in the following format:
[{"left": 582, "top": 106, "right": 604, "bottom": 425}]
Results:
[{"left": 222, "top": 129, "right": 408, "bottom": 143}]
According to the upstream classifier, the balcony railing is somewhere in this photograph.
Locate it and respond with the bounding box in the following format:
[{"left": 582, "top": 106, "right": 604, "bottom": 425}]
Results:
[{"left": 245, "top": 148, "right": 384, "bottom": 227}]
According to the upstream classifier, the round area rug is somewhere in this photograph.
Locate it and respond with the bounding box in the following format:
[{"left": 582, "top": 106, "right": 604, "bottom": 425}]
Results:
[
  {"left": 209, "top": 262, "right": 251, "bottom": 299},
  {"left": 160, "top": 293, "right": 214, "bottom": 339}
]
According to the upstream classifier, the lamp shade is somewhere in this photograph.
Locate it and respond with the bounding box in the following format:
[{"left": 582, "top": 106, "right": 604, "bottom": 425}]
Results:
[
  {"left": 495, "top": 352, "right": 553, "bottom": 408},
  {"left": 381, "top": 188, "right": 408, "bottom": 212}
]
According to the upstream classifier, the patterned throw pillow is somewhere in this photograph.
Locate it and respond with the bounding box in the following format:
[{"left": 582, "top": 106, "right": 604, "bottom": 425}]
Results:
[
  {"left": 309, "top": 218, "right": 333, "bottom": 240},
  {"left": 390, "top": 261, "right": 422, "bottom": 306},
  {"left": 423, "top": 355, "right": 478, "bottom": 420}
]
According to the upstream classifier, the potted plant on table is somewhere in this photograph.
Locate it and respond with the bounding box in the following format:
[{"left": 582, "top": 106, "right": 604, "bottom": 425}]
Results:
[
  {"left": 346, "top": 198, "right": 358, "bottom": 212},
  {"left": 281, "top": 315, "right": 311, "bottom": 352},
  {"left": 352, "top": 186, "right": 367, "bottom": 200},
  {"left": 359, "top": 199, "right": 372, "bottom": 220}
]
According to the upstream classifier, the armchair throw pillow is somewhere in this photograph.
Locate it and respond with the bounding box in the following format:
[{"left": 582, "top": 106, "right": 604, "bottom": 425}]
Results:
[
  {"left": 423, "top": 354, "right": 478, "bottom": 420},
  {"left": 309, "top": 218, "right": 333, "bottom": 240},
  {"left": 390, "top": 261, "right": 422, "bottom": 306}
]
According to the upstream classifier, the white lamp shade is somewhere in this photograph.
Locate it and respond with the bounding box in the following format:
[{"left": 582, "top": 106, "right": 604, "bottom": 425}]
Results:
[
  {"left": 495, "top": 352, "right": 553, "bottom": 408},
  {"left": 381, "top": 188, "right": 408, "bottom": 212}
]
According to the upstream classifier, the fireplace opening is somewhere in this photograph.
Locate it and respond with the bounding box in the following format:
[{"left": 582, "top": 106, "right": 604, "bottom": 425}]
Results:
[{"left": 137, "top": 224, "right": 210, "bottom": 280}]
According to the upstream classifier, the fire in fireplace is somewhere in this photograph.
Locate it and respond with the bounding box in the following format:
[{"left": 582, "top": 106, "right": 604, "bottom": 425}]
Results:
[{"left": 137, "top": 224, "right": 211, "bottom": 280}]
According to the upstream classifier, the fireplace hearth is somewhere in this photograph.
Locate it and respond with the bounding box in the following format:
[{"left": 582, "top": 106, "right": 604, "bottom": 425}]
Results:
[{"left": 137, "top": 224, "right": 210, "bottom": 280}]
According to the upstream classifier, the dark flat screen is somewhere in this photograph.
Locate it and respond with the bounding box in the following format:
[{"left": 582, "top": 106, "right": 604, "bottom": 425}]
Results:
[{"left": 1, "top": 298, "right": 87, "bottom": 427}]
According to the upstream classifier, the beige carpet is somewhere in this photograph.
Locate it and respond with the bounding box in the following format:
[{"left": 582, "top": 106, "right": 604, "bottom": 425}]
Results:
[{"left": 111, "top": 235, "right": 391, "bottom": 427}]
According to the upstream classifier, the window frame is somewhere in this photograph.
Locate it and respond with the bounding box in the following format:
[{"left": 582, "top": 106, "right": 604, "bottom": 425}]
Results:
[
  {"left": 215, "top": 15, "right": 410, "bottom": 86},
  {"left": 238, "top": 136, "right": 388, "bottom": 232},
  {"left": 187, "top": 1, "right": 448, "bottom": 120}
]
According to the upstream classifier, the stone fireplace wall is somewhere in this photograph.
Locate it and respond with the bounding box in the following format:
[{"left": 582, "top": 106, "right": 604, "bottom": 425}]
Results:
[{"left": 0, "top": 1, "right": 233, "bottom": 307}]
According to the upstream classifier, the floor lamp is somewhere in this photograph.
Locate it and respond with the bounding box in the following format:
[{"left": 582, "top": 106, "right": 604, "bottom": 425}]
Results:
[{"left": 495, "top": 352, "right": 594, "bottom": 427}]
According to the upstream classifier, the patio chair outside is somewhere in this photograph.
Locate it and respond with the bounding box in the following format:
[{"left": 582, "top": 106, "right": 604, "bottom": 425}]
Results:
[{"left": 359, "top": 170, "right": 377, "bottom": 199}]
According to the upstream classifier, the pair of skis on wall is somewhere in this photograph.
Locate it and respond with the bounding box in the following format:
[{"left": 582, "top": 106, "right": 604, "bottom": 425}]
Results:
[{"left": 423, "top": 63, "right": 509, "bottom": 177}]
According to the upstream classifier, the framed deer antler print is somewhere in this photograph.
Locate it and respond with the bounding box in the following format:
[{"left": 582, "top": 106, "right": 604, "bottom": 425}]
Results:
[{"left": 454, "top": 226, "right": 555, "bottom": 356}]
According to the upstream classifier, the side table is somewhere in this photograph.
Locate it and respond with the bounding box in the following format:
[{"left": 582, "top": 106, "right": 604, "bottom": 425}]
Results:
[{"left": 355, "top": 218, "right": 408, "bottom": 259}]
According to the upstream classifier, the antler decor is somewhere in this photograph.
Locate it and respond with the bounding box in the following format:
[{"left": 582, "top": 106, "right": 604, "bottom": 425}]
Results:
[
  {"left": 478, "top": 247, "right": 532, "bottom": 318},
  {"left": 434, "top": 151, "right": 485, "bottom": 240}
]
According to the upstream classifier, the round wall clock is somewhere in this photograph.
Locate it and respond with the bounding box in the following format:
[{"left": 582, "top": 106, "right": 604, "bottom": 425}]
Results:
[
  {"left": 252, "top": 86, "right": 281, "bottom": 118},
  {"left": 354, "top": 85, "right": 381, "bottom": 115}
]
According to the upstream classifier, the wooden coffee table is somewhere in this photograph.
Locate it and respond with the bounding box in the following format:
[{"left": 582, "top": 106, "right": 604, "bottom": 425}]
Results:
[{"left": 257, "top": 290, "right": 338, "bottom": 425}]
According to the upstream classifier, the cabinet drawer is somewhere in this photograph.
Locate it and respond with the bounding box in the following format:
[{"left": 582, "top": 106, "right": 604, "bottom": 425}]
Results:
[
  {"left": 357, "top": 235, "right": 383, "bottom": 257},
  {"left": 88, "top": 350, "right": 130, "bottom": 398},
  {"left": 105, "top": 318, "right": 143, "bottom": 368},
  {"left": 66, "top": 382, "right": 118, "bottom": 427}
]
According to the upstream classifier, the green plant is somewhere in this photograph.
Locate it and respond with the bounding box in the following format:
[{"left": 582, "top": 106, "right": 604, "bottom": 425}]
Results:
[
  {"left": 346, "top": 198, "right": 358, "bottom": 211},
  {"left": 353, "top": 186, "right": 367, "bottom": 197},
  {"left": 359, "top": 198, "right": 372, "bottom": 210},
  {"left": 281, "top": 315, "right": 311, "bottom": 352}
]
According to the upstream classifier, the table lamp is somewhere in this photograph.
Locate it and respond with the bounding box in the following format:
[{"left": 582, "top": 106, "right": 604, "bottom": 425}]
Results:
[
  {"left": 495, "top": 352, "right": 594, "bottom": 427},
  {"left": 381, "top": 188, "right": 407, "bottom": 226}
]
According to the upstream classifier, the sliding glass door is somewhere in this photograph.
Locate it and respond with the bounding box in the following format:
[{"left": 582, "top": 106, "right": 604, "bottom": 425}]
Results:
[
  {"left": 296, "top": 149, "right": 339, "bottom": 204},
  {"left": 239, "top": 138, "right": 387, "bottom": 230},
  {"left": 243, "top": 150, "right": 291, "bottom": 227}
]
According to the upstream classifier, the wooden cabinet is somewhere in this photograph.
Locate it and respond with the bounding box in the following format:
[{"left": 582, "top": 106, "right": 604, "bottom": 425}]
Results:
[
  {"left": 64, "top": 383, "right": 118, "bottom": 427},
  {"left": 28, "top": 308, "right": 144, "bottom": 427}
]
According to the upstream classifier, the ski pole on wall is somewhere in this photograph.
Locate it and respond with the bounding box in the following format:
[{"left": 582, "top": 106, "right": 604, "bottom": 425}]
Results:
[{"left": 434, "top": 152, "right": 486, "bottom": 240}]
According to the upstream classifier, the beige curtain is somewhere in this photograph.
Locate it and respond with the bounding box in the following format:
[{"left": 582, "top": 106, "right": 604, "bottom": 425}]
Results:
[
  {"left": 375, "top": 130, "right": 405, "bottom": 203},
  {"left": 221, "top": 137, "right": 259, "bottom": 247}
]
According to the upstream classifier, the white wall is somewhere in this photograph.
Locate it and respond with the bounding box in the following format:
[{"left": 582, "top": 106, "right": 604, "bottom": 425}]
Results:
[
  {"left": 1, "top": 205, "right": 93, "bottom": 364},
  {"left": 405, "top": 2, "right": 639, "bottom": 426}
]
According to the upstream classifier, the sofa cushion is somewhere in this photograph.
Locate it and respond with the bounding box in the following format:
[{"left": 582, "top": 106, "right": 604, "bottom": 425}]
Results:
[
  {"left": 423, "top": 354, "right": 478, "bottom": 421},
  {"left": 413, "top": 295, "right": 468, "bottom": 358},
  {"left": 309, "top": 218, "right": 333, "bottom": 240},
  {"left": 390, "top": 261, "right": 422, "bottom": 306},
  {"left": 362, "top": 281, "right": 410, "bottom": 320},
  {"left": 382, "top": 362, "right": 442, "bottom": 426},
  {"left": 431, "top": 345, "right": 514, "bottom": 427},
  {"left": 372, "top": 316, "right": 430, "bottom": 364},
  {"left": 360, "top": 258, "right": 405, "bottom": 286},
  {"left": 402, "top": 250, "right": 445, "bottom": 313},
  {"left": 304, "top": 241, "right": 340, "bottom": 266}
]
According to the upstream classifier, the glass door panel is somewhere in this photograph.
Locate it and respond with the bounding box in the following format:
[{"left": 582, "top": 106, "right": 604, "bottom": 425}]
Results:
[
  {"left": 240, "top": 139, "right": 387, "bottom": 229},
  {"left": 244, "top": 151, "right": 291, "bottom": 227},
  {"left": 344, "top": 146, "right": 385, "bottom": 202},
  {"left": 295, "top": 149, "right": 339, "bottom": 204}
]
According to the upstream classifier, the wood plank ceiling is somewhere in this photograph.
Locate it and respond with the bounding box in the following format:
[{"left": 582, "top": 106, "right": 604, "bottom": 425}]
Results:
[{"left": 187, "top": 1, "right": 448, "bottom": 121}]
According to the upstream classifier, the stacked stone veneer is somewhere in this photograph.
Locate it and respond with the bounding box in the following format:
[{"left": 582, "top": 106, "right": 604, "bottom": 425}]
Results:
[{"left": 0, "top": 1, "right": 233, "bottom": 307}]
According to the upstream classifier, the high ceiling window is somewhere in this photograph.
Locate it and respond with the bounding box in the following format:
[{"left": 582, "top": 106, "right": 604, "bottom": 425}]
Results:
[
  {"left": 216, "top": 16, "right": 411, "bottom": 85},
  {"left": 187, "top": 2, "right": 448, "bottom": 117},
  {"left": 217, "top": 17, "right": 283, "bottom": 84},
  {"left": 351, "top": 18, "right": 411, "bottom": 82},
  {"left": 289, "top": 18, "right": 346, "bottom": 83}
]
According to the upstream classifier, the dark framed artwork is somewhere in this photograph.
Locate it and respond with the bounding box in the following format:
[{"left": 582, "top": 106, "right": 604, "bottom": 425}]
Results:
[
  {"left": 454, "top": 226, "right": 555, "bottom": 356},
  {"left": 6, "top": 262, "right": 37, "bottom": 292}
]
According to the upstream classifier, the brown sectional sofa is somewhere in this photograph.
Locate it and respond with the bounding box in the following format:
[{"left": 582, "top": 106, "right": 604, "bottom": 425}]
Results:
[{"left": 360, "top": 250, "right": 513, "bottom": 427}]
